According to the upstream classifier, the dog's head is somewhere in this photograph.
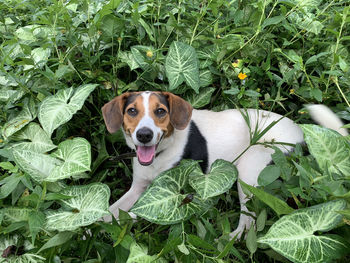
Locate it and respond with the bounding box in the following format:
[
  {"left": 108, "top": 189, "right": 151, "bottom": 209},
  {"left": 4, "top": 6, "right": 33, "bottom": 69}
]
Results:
[{"left": 102, "top": 91, "right": 192, "bottom": 166}]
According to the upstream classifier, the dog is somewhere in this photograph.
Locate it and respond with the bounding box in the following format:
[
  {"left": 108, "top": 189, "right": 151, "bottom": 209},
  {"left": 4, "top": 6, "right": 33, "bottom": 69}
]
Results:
[{"left": 101, "top": 91, "right": 348, "bottom": 238}]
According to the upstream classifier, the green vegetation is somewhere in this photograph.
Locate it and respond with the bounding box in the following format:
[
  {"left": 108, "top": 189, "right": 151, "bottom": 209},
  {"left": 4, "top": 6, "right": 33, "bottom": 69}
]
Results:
[{"left": 0, "top": 0, "right": 349, "bottom": 262}]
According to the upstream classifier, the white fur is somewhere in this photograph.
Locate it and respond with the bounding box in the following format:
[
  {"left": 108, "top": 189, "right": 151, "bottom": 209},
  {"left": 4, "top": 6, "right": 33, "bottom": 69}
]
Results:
[
  {"left": 306, "top": 104, "right": 348, "bottom": 136},
  {"left": 104, "top": 94, "right": 346, "bottom": 239}
]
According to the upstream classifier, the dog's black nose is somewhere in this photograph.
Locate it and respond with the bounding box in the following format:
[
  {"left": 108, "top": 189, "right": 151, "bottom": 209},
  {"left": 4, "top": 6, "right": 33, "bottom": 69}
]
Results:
[{"left": 136, "top": 127, "right": 154, "bottom": 143}]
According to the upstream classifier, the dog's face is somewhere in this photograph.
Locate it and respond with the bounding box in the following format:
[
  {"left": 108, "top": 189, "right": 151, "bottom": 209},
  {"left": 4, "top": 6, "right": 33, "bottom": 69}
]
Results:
[{"left": 102, "top": 91, "right": 193, "bottom": 165}]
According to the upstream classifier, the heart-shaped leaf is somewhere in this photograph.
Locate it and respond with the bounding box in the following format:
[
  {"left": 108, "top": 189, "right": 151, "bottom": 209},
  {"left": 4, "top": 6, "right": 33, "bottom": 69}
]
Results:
[
  {"left": 45, "top": 183, "right": 110, "bottom": 231},
  {"left": 165, "top": 41, "right": 200, "bottom": 92},
  {"left": 13, "top": 137, "right": 91, "bottom": 182},
  {"left": 10, "top": 123, "right": 56, "bottom": 153},
  {"left": 126, "top": 241, "right": 167, "bottom": 263},
  {"left": 189, "top": 159, "right": 238, "bottom": 199},
  {"left": 131, "top": 160, "right": 213, "bottom": 225},
  {"left": 258, "top": 200, "right": 348, "bottom": 263},
  {"left": 2, "top": 98, "right": 36, "bottom": 139},
  {"left": 38, "top": 84, "right": 97, "bottom": 136},
  {"left": 49, "top": 137, "right": 91, "bottom": 181},
  {"left": 185, "top": 87, "right": 215, "bottom": 108},
  {"left": 300, "top": 124, "right": 350, "bottom": 176}
]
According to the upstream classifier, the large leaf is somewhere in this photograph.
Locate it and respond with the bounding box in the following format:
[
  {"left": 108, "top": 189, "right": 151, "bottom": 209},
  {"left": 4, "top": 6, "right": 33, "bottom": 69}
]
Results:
[
  {"left": 258, "top": 200, "right": 348, "bottom": 263},
  {"left": 38, "top": 84, "right": 97, "bottom": 136},
  {"left": 126, "top": 241, "right": 167, "bottom": 263},
  {"left": 2, "top": 99, "right": 36, "bottom": 139},
  {"left": 45, "top": 183, "right": 110, "bottom": 231},
  {"left": 189, "top": 159, "right": 238, "bottom": 199},
  {"left": 165, "top": 41, "right": 200, "bottom": 93},
  {"left": 131, "top": 161, "right": 212, "bottom": 224},
  {"left": 13, "top": 137, "right": 91, "bottom": 182},
  {"left": 10, "top": 123, "right": 56, "bottom": 153},
  {"left": 49, "top": 137, "right": 91, "bottom": 181},
  {"left": 300, "top": 124, "right": 350, "bottom": 176}
]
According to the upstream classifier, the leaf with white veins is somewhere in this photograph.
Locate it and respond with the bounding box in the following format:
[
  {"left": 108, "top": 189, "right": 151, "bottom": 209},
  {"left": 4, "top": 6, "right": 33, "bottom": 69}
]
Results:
[
  {"left": 45, "top": 183, "right": 110, "bottom": 231},
  {"left": 258, "top": 200, "right": 348, "bottom": 263}
]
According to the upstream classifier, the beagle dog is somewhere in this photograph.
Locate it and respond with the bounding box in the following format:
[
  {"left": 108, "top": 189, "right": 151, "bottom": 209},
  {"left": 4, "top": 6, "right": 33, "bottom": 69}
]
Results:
[{"left": 102, "top": 91, "right": 347, "bottom": 238}]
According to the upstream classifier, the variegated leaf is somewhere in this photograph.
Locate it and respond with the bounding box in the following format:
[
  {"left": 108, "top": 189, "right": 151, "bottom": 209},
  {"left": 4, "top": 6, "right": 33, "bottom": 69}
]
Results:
[
  {"left": 131, "top": 160, "right": 212, "bottom": 224},
  {"left": 189, "top": 159, "right": 238, "bottom": 199},
  {"left": 38, "top": 84, "right": 97, "bottom": 136},
  {"left": 10, "top": 122, "right": 56, "bottom": 153},
  {"left": 45, "top": 183, "right": 110, "bottom": 231},
  {"left": 165, "top": 41, "right": 200, "bottom": 92},
  {"left": 258, "top": 200, "right": 348, "bottom": 263},
  {"left": 300, "top": 124, "right": 350, "bottom": 176}
]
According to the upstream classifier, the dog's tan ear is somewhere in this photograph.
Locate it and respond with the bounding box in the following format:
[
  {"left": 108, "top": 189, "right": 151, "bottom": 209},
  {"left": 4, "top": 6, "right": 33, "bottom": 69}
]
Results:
[
  {"left": 163, "top": 92, "right": 193, "bottom": 130},
  {"left": 102, "top": 93, "right": 129, "bottom": 133}
]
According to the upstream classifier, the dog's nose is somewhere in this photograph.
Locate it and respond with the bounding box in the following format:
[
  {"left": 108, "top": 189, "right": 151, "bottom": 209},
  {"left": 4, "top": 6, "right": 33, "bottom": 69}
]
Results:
[{"left": 136, "top": 127, "right": 154, "bottom": 144}]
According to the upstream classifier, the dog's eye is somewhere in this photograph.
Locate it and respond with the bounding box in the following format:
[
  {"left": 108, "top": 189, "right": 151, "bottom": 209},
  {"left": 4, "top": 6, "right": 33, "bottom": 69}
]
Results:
[
  {"left": 127, "top": 108, "right": 138, "bottom": 116},
  {"left": 155, "top": 108, "right": 167, "bottom": 117}
]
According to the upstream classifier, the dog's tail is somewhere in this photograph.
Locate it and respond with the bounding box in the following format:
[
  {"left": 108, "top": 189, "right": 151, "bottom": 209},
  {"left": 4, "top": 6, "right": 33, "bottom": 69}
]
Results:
[{"left": 305, "top": 104, "right": 348, "bottom": 136}]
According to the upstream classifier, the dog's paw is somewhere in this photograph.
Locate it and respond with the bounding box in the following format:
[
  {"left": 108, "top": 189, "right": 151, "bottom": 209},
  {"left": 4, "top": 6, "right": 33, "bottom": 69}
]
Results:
[{"left": 229, "top": 215, "right": 254, "bottom": 240}]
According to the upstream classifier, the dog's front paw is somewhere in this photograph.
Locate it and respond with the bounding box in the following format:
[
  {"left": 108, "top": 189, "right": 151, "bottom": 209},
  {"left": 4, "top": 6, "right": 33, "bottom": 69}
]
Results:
[{"left": 229, "top": 214, "right": 254, "bottom": 240}]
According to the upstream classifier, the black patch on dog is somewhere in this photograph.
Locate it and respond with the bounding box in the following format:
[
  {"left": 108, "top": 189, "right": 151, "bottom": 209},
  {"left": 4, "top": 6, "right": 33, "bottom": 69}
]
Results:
[
  {"left": 123, "top": 93, "right": 140, "bottom": 113},
  {"left": 181, "top": 121, "right": 208, "bottom": 172},
  {"left": 156, "top": 93, "right": 170, "bottom": 111}
]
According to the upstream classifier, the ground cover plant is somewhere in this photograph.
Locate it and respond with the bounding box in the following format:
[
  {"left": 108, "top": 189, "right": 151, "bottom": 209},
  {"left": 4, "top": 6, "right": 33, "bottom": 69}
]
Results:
[{"left": 0, "top": 0, "right": 350, "bottom": 262}]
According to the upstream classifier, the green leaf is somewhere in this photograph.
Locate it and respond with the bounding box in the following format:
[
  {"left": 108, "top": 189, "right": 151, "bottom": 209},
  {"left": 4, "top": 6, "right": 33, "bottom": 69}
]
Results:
[
  {"left": 31, "top": 47, "right": 50, "bottom": 68},
  {"left": 189, "top": 159, "right": 238, "bottom": 199},
  {"left": 262, "top": 16, "right": 285, "bottom": 29},
  {"left": 185, "top": 87, "right": 215, "bottom": 108},
  {"left": 1, "top": 207, "right": 32, "bottom": 224},
  {"left": 187, "top": 234, "right": 217, "bottom": 251},
  {"left": 165, "top": 41, "right": 200, "bottom": 92},
  {"left": 45, "top": 183, "right": 110, "bottom": 231},
  {"left": 246, "top": 225, "right": 257, "bottom": 255},
  {"left": 257, "top": 165, "right": 281, "bottom": 186},
  {"left": 38, "top": 231, "right": 75, "bottom": 253},
  {"left": 256, "top": 209, "right": 267, "bottom": 232},
  {"left": 0, "top": 173, "right": 22, "bottom": 199},
  {"left": 10, "top": 123, "right": 56, "bottom": 153},
  {"left": 13, "top": 137, "right": 91, "bottom": 182},
  {"left": 131, "top": 45, "right": 154, "bottom": 71},
  {"left": 258, "top": 200, "right": 348, "bottom": 263},
  {"left": 126, "top": 241, "right": 167, "bottom": 263},
  {"left": 199, "top": 70, "right": 213, "bottom": 87},
  {"left": 2, "top": 99, "right": 36, "bottom": 139},
  {"left": 96, "top": 0, "right": 122, "bottom": 21},
  {"left": 239, "top": 180, "right": 294, "bottom": 216},
  {"left": 28, "top": 211, "right": 45, "bottom": 244},
  {"left": 131, "top": 160, "right": 212, "bottom": 224},
  {"left": 300, "top": 124, "right": 350, "bottom": 176},
  {"left": 100, "top": 14, "right": 124, "bottom": 37},
  {"left": 38, "top": 84, "right": 97, "bottom": 136}
]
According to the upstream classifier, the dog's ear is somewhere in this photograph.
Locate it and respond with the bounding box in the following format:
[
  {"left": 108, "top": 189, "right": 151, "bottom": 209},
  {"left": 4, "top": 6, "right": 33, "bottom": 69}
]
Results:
[
  {"left": 163, "top": 92, "right": 193, "bottom": 130},
  {"left": 102, "top": 93, "right": 129, "bottom": 133}
]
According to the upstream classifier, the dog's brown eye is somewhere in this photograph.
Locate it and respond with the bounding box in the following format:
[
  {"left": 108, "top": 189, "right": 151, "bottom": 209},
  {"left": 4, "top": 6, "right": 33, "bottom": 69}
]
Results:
[
  {"left": 155, "top": 108, "right": 167, "bottom": 117},
  {"left": 127, "top": 108, "right": 138, "bottom": 116}
]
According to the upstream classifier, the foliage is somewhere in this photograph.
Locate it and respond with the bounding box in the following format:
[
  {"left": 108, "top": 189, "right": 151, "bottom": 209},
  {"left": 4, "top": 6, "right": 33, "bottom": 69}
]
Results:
[{"left": 0, "top": 0, "right": 349, "bottom": 262}]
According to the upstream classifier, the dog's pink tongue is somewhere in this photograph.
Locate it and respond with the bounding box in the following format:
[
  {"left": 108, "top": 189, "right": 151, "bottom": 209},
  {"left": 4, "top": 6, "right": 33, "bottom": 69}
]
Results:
[{"left": 137, "top": 145, "right": 156, "bottom": 164}]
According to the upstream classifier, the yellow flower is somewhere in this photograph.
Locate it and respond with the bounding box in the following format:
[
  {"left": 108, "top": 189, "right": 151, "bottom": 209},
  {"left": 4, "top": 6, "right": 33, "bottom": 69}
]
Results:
[
  {"left": 146, "top": 50, "right": 153, "bottom": 58},
  {"left": 289, "top": 89, "right": 295, "bottom": 94},
  {"left": 0, "top": 139, "right": 3, "bottom": 143},
  {"left": 238, "top": 72, "right": 247, "bottom": 80}
]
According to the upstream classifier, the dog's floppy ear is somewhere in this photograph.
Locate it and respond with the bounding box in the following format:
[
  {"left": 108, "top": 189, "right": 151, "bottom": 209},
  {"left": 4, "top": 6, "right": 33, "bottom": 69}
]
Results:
[
  {"left": 163, "top": 92, "right": 193, "bottom": 130},
  {"left": 102, "top": 93, "right": 129, "bottom": 133}
]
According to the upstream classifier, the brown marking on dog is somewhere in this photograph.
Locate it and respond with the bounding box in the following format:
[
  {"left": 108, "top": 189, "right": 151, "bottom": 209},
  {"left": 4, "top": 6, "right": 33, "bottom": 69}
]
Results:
[
  {"left": 123, "top": 95, "right": 145, "bottom": 136},
  {"left": 149, "top": 93, "right": 174, "bottom": 137},
  {"left": 102, "top": 93, "right": 130, "bottom": 134},
  {"left": 162, "top": 92, "right": 193, "bottom": 130}
]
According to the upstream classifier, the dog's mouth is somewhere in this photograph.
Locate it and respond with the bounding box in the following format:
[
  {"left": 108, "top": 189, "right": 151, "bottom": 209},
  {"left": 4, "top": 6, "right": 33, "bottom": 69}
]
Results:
[{"left": 136, "top": 145, "right": 156, "bottom": 166}]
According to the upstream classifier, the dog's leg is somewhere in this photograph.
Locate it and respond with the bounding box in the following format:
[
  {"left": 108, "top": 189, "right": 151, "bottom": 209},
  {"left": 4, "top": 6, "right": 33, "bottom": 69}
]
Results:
[
  {"left": 103, "top": 179, "right": 150, "bottom": 222},
  {"left": 230, "top": 145, "right": 275, "bottom": 239}
]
